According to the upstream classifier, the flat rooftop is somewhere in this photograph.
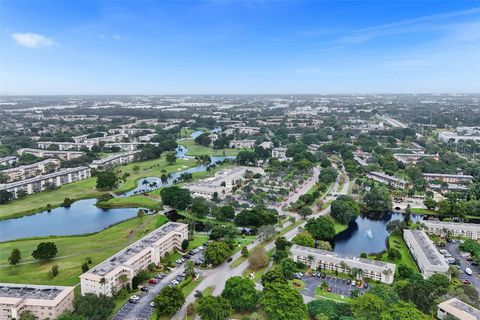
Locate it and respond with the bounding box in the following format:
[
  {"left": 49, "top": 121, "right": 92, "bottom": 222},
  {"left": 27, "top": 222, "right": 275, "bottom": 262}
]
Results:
[
  {"left": 405, "top": 230, "right": 447, "bottom": 267},
  {"left": 1, "top": 166, "right": 89, "bottom": 189},
  {"left": 423, "top": 220, "right": 480, "bottom": 231},
  {"left": 87, "top": 222, "right": 185, "bottom": 277},
  {"left": 439, "top": 298, "right": 480, "bottom": 320},
  {"left": 0, "top": 283, "right": 70, "bottom": 301}
]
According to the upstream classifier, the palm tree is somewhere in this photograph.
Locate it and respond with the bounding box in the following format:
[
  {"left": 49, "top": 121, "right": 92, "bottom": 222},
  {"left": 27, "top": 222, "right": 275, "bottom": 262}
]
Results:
[
  {"left": 307, "top": 255, "right": 314, "bottom": 267},
  {"left": 339, "top": 261, "right": 349, "bottom": 274},
  {"left": 118, "top": 274, "right": 129, "bottom": 288}
]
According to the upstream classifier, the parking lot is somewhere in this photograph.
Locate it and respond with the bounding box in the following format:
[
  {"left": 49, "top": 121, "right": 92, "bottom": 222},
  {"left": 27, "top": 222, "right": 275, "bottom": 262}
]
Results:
[
  {"left": 113, "top": 248, "right": 205, "bottom": 320},
  {"left": 445, "top": 241, "right": 480, "bottom": 294},
  {"left": 301, "top": 274, "right": 368, "bottom": 299}
]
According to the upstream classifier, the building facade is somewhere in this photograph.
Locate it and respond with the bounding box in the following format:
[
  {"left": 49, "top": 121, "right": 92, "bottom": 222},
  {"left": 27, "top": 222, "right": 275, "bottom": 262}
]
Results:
[
  {"left": 366, "top": 171, "right": 407, "bottom": 189},
  {"left": 437, "top": 298, "right": 480, "bottom": 320},
  {"left": 290, "top": 245, "right": 396, "bottom": 284},
  {"left": 80, "top": 222, "right": 188, "bottom": 296},
  {"left": 422, "top": 173, "right": 473, "bottom": 184},
  {"left": 403, "top": 229, "right": 449, "bottom": 278},
  {"left": 17, "top": 148, "right": 85, "bottom": 160},
  {"left": 0, "top": 283, "right": 74, "bottom": 320},
  {"left": 422, "top": 220, "right": 480, "bottom": 240},
  {"left": 90, "top": 151, "right": 141, "bottom": 169},
  {"left": 1, "top": 159, "right": 60, "bottom": 183}
]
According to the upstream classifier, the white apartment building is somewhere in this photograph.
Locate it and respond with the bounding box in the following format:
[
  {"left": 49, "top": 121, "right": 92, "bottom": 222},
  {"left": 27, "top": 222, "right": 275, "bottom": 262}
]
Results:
[
  {"left": 80, "top": 222, "right": 188, "bottom": 296},
  {"left": 104, "top": 142, "right": 159, "bottom": 152},
  {"left": 17, "top": 148, "right": 85, "bottom": 161},
  {"left": 290, "top": 245, "right": 396, "bottom": 284},
  {"left": 37, "top": 141, "right": 95, "bottom": 151},
  {"left": 422, "top": 220, "right": 480, "bottom": 240},
  {"left": 0, "top": 156, "right": 18, "bottom": 167},
  {"left": 186, "top": 167, "right": 263, "bottom": 199},
  {"left": 366, "top": 171, "right": 407, "bottom": 189},
  {"left": 0, "top": 283, "right": 74, "bottom": 320},
  {"left": 403, "top": 229, "right": 449, "bottom": 278},
  {"left": 438, "top": 131, "right": 480, "bottom": 144},
  {"left": 1, "top": 159, "right": 60, "bottom": 183},
  {"left": 0, "top": 166, "right": 91, "bottom": 198},
  {"left": 393, "top": 153, "right": 440, "bottom": 164},
  {"left": 90, "top": 151, "right": 141, "bottom": 169},
  {"left": 437, "top": 298, "right": 480, "bottom": 320},
  {"left": 271, "top": 147, "right": 287, "bottom": 161},
  {"left": 229, "top": 139, "right": 256, "bottom": 149},
  {"left": 422, "top": 173, "right": 473, "bottom": 184}
]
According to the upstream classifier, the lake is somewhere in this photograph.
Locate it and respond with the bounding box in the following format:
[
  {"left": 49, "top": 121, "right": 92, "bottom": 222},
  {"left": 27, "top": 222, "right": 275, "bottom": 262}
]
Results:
[{"left": 333, "top": 212, "right": 424, "bottom": 256}]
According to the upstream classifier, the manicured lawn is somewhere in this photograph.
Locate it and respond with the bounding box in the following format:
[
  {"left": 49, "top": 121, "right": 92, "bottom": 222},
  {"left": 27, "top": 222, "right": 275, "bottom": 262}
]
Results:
[
  {"left": 289, "top": 279, "right": 306, "bottom": 292},
  {"left": 327, "top": 215, "right": 348, "bottom": 234},
  {"left": 369, "top": 234, "right": 420, "bottom": 272},
  {"left": 411, "top": 208, "right": 437, "bottom": 215},
  {"left": 181, "top": 276, "right": 204, "bottom": 296},
  {"left": 0, "top": 215, "right": 168, "bottom": 286},
  {"left": 97, "top": 195, "right": 163, "bottom": 210},
  {"left": 0, "top": 156, "right": 197, "bottom": 220},
  {"left": 179, "top": 139, "right": 244, "bottom": 156}
]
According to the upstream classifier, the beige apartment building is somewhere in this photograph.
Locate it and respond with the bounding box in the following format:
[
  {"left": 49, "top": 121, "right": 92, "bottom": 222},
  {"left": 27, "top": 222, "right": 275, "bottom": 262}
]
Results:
[
  {"left": 0, "top": 283, "right": 74, "bottom": 320},
  {"left": 437, "top": 298, "right": 480, "bottom": 320},
  {"left": 422, "top": 220, "right": 480, "bottom": 240},
  {"left": 80, "top": 222, "right": 188, "bottom": 296},
  {"left": 290, "top": 245, "right": 396, "bottom": 284},
  {"left": 0, "top": 159, "right": 60, "bottom": 183}
]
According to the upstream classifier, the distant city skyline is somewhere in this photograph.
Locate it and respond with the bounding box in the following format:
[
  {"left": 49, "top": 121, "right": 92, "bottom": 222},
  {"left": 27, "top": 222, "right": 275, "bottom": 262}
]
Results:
[{"left": 1, "top": 1, "right": 479, "bottom": 95}]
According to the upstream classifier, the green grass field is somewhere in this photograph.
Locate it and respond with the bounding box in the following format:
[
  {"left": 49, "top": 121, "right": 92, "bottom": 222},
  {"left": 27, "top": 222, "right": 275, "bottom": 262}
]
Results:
[
  {"left": 0, "top": 215, "right": 168, "bottom": 286},
  {"left": 369, "top": 234, "right": 419, "bottom": 272},
  {"left": 0, "top": 156, "right": 196, "bottom": 220},
  {"left": 179, "top": 139, "right": 244, "bottom": 156},
  {"left": 97, "top": 195, "right": 163, "bottom": 210}
]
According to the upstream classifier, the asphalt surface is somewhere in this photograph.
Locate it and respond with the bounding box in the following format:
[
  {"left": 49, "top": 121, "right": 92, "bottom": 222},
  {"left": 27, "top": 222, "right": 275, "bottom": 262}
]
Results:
[
  {"left": 113, "top": 251, "right": 205, "bottom": 320},
  {"left": 302, "top": 274, "right": 368, "bottom": 299},
  {"left": 445, "top": 242, "right": 480, "bottom": 294}
]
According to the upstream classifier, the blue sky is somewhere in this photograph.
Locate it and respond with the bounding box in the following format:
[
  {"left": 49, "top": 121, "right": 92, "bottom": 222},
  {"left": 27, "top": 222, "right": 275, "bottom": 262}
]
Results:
[{"left": 1, "top": 1, "right": 479, "bottom": 94}]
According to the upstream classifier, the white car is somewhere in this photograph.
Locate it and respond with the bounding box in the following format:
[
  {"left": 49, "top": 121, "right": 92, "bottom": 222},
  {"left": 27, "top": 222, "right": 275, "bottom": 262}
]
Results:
[
  {"left": 150, "top": 302, "right": 155, "bottom": 307},
  {"left": 129, "top": 295, "right": 140, "bottom": 303},
  {"left": 465, "top": 268, "right": 473, "bottom": 276},
  {"left": 351, "top": 281, "right": 356, "bottom": 286}
]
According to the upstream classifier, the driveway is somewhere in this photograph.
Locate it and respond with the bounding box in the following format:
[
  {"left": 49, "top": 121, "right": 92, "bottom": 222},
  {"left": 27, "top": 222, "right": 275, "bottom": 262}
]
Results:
[
  {"left": 302, "top": 274, "right": 368, "bottom": 299},
  {"left": 445, "top": 242, "right": 480, "bottom": 294},
  {"left": 113, "top": 251, "right": 205, "bottom": 320}
]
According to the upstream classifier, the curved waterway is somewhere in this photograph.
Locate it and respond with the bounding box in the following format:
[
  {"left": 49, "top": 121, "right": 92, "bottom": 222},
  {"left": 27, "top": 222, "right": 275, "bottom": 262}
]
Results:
[
  {"left": 333, "top": 212, "right": 424, "bottom": 256},
  {"left": 0, "top": 145, "right": 233, "bottom": 242}
]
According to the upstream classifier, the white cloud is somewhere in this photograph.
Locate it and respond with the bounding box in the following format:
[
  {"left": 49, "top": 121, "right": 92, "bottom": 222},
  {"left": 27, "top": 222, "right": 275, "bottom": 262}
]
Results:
[
  {"left": 112, "top": 34, "right": 121, "bottom": 40},
  {"left": 11, "top": 33, "right": 56, "bottom": 48},
  {"left": 98, "top": 33, "right": 105, "bottom": 40}
]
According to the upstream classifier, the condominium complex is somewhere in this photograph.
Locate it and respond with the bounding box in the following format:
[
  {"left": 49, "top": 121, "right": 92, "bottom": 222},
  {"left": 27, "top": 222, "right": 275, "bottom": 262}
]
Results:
[
  {"left": 366, "top": 171, "right": 407, "bottom": 189},
  {"left": 17, "top": 148, "right": 86, "bottom": 161},
  {"left": 104, "top": 142, "right": 159, "bottom": 152},
  {"left": 0, "top": 156, "right": 18, "bottom": 167},
  {"left": 80, "top": 222, "right": 188, "bottom": 296},
  {"left": 186, "top": 166, "right": 263, "bottom": 199},
  {"left": 403, "top": 229, "right": 449, "bottom": 278},
  {"left": 437, "top": 298, "right": 480, "bottom": 320},
  {"left": 0, "top": 166, "right": 91, "bottom": 198},
  {"left": 422, "top": 173, "right": 474, "bottom": 184},
  {"left": 36, "top": 141, "right": 95, "bottom": 151},
  {"left": 272, "top": 147, "right": 287, "bottom": 161},
  {"left": 1, "top": 159, "right": 60, "bottom": 183},
  {"left": 90, "top": 150, "right": 141, "bottom": 169},
  {"left": 393, "top": 153, "right": 439, "bottom": 164},
  {"left": 438, "top": 131, "right": 480, "bottom": 144},
  {"left": 0, "top": 283, "right": 74, "bottom": 320},
  {"left": 290, "top": 245, "right": 396, "bottom": 284},
  {"left": 229, "top": 139, "right": 256, "bottom": 148},
  {"left": 422, "top": 220, "right": 480, "bottom": 240}
]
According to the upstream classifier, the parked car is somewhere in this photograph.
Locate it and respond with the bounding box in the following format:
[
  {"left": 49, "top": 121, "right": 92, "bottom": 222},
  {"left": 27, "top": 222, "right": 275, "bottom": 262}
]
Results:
[
  {"left": 327, "top": 287, "right": 332, "bottom": 292},
  {"left": 155, "top": 273, "right": 164, "bottom": 279},
  {"left": 227, "top": 257, "right": 233, "bottom": 263},
  {"left": 129, "top": 295, "right": 140, "bottom": 303},
  {"left": 465, "top": 268, "right": 473, "bottom": 276},
  {"left": 346, "top": 279, "right": 351, "bottom": 285},
  {"left": 148, "top": 279, "right": 157, "bottom": 284},
  {"left": 462, "top": 279, "right": 472, "bottom": 285},
  {"left": 351, "top": 281, "right": 356, "bottom": 287},
  {"left": 364, "top": 282, "right": 369, "bottom": 289},
  {"left": 141, "top": 286, "right": 149, "bottom": 292},
  {"left": 150, "top": 302, "right": 155, "bottom": 307}
]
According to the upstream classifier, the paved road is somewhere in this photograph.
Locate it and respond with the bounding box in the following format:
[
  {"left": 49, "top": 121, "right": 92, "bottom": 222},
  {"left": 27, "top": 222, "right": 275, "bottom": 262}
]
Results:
[
  {"left": 114, "top": 251, "right": 204, "bottom": 320},
  {"left": 445, "top": 242, "right": 480, "bottom": 294}
]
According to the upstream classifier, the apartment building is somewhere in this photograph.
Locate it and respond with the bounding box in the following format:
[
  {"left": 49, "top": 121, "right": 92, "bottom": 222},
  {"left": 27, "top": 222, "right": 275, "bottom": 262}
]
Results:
[
  {"left": 37, "top": 141, "right": 95, "bottom": 151},
  {"left": 229, "top": 139, "right": 256, "bottom": 149},
  {"left": 422, "top": 173, "right": 473, "bottom": 184},
  {"left": 393, "top": 153, "right": 439, "bottom": 164},
  {"left": 186, "top": 166, "right": 263, "bottom": 199},
  {"left": 104, "top": 142, "right": 159, "bottom": 152},
  {"left": 366, "top": 171, "right": 407, "bottom": 189},
  {"left": 403, "top": 229, "right": 449, "bottom": 278},
  {"left": 0, "top": 166, "right": 91, "bottom": 198},
  {"left": 271, "top": 147, "right": 287, "bottom": 161},
  {"left": 422, "top": 220, "right": 480, "bottom": 240},
  {"left": 90, "top": 151, "right": 141, "bottom": 169},
  {"left": 438, "top": 131, "right": 480, "bottom": 144},
  {"left": 0, "top": 283, "right": 74, "bottom": 320},
  {"left": 290, "top": 245, "right": 396, "bottom": 284},
  {"left": 437, "top": 298, "right": 480, "bottom": 320},
  {"left": 17, "top": 148, "right": 85, "bottom": 161},
  {"left": 0, "top": 156, "right": 18, "bottom": 167},
  {"left": 80, "top": 222, "right": 188, "bottom": 296},
  {"left": 1, "top": 159, "right": 60, "bottom": 183}
]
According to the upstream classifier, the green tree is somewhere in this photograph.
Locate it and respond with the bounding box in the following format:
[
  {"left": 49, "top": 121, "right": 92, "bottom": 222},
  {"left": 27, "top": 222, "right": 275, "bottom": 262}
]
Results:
[
  {"left": 204, "top": 241, "right": 232, "bottom": 266},
  {"left": 49, "top": 264, "right": 59, "bottom": 278},
  {"left": 165, "top": 151, "right": 177, "bottom": 164},
  {"left": 19, "top": 311, "right": 36, "bottom": 320},
  {"left": 8, "top": 248, "right": 21, "bottom": 265},
  {"left": 185, "top": 260, "right": 196, "bottom": 278},
  {"left": 74, "top": 293, "right": 115, "bottom": 320},
  {"left": 404, "top": 205, "right": 412, "bottom": 225},
  {"left": 190, "top": 197, "right": 210, "bottom": 217},
  {"left": 292, "top": 232, "right": 315, "bottom": 247},
  {"left": 56, "top": 311, "right": 86, "bottom": 320},
  {"left": 95, "top": 169, "right": 119, "bottom": 190},
  {"left": 351, "top": 292, "right": 386, "bottom": 319},
  {"left": 307, "top": 300, "right": 352, "bottom": 320},
  {"left": 318, "top": 167, "right": 338, "bottom": 184},
  {"left": 241, "top": 246, "right": 249, "bottom": 257},
  {"left": 305, "top": 217, "right": 336, "bottom": 241},
  {"left": 154, "top": 286, "right": 185, "bottom": 315},
  {"left": 260, "top": 281, "right": 308, "bottom": 320},
  {"left": 221, "top": 276, "right": 258, "bottom": 311},
  {"left": 380, "top": 301, "right": 431, "bottom": 320},
  {"left": 330, "top": 195, "right": 360, "bottom": 224},
  {"left": 363, "top": 187, "right": 392, "bottom": 216},
  {"left": 137, "top": 209, "right": 145, "bottom": 222},
  {"left": 214, "top": 205, "right": 235, "bottom": 221},
  {"left": 248, "top": 247, "right": 269, "bottom": 270},
  {"left": 0, "top": 189, "right": 13, "bottom": 204},
  {"left": 261, "top": 267, "right": 287, "bottom": 286},
  {"left": 32, "top": 242, "right": 57, "bottom": 261},
  {"left": 160, "top": 186, "right": 191, "bottom": 210},
  {"left": 181, "top": 239, "right": 189, "bottom": 251},
  {"left": 275, "top": 237, "right": 291, "bottom": 251},
  {"left": 197, "top": 295, "right": 232, "bottom": 320}
]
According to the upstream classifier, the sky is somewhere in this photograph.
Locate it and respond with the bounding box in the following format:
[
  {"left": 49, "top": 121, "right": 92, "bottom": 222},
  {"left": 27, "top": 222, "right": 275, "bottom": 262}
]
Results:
[{"left": 1, "top": 1, "right": 479, "bottom": 95}]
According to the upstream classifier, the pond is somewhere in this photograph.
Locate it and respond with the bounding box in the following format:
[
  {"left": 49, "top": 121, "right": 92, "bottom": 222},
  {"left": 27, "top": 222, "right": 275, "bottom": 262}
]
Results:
[
  {"left": 333, "top": 212, "right": 424, "bottom": 256},
  {"left": 0, "top": 199, "right": 140, "bottom": 242},
  {"left": 0, "top": 145, "right": 234, "bottom": 242}
]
